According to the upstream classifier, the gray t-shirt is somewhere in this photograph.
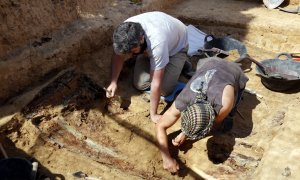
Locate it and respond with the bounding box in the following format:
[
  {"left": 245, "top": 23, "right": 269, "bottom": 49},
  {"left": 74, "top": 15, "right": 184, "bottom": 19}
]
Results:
[{"left": 175, "top": 57, "right": 249, "bottom": 114}]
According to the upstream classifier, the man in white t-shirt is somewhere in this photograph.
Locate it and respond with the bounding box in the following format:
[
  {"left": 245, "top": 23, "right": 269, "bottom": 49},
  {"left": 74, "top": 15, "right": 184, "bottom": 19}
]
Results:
[{"left": 106, "top": 11, "right": 191, "bottom": 123}]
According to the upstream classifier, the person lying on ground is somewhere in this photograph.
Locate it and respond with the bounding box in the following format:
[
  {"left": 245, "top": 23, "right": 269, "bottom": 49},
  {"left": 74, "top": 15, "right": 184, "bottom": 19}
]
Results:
[
  {"left": 105, "top": 11, "right": 193, "bottom": 123},
  {"left": 155, "top": 57, "right": 249, "bottom": 173}
]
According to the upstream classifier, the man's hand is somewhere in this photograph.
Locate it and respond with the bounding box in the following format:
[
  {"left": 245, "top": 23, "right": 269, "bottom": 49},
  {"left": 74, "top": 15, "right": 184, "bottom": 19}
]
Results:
[
  {"left": 106, "top": 83, "right": 117, "bottom": 98},
  {"left": 172, "top": 132, "right": 187, "bottom": 146},
  {"left": 151, "top": 114, "right": 162, "bottom": 123},
  {"left": 163, "top": 157, "right": 179, "bottom": 173},
  {"left": 107, "top": 53, "right": 125, "bottom": 98}
]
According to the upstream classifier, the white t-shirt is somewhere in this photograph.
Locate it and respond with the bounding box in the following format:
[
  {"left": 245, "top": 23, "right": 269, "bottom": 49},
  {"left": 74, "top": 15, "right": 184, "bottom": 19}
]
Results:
[{"left": 125, "top": 11, "right": 188, "bottom": 70}]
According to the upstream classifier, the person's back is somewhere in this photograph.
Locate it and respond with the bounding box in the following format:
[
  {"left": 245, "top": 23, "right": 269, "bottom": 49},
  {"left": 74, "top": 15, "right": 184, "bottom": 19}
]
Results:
[
  {"left": 125, "top": 11, "right": 188, "bottom": 69},
  {"left": 175, "top": 57, "right": 248, "bottom": 114}
]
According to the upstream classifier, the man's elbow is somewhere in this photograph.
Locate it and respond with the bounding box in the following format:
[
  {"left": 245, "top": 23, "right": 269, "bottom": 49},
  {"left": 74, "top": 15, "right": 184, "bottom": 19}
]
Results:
[
  {"left": 155, "top": 121, "right": 167, "bottom": 132},
  {"left": 215, "top": 104, "right": 232, "bottom": 123}
]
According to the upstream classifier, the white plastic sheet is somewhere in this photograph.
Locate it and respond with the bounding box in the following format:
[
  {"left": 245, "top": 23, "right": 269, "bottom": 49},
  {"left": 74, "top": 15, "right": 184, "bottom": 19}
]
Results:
[{"left": 187, "top": 25, "right": 207, "bottom": 57}]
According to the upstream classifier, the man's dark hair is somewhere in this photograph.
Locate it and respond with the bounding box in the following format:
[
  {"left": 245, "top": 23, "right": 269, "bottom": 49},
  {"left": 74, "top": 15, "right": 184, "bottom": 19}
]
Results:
[{"left": 113, "top": 22, "right": 144, "bottom": 54}]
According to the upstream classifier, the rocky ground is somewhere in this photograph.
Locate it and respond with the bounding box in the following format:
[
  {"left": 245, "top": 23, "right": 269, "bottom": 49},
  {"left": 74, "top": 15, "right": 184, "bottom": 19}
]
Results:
[{"left": 0, "top": 0, "right": 300, "bottom": 179}]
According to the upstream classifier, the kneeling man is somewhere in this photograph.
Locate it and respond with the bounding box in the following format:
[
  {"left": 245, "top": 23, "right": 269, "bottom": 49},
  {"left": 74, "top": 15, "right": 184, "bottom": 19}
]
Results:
[{"left": 155, "top": 57, "right": 249, "bottom": 173}]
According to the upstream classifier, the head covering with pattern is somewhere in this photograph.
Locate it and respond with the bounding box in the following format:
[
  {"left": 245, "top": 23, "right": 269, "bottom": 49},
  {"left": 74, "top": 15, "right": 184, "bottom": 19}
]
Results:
[{"left": 181, "top": 80, "right": 215, "bottom": 140}]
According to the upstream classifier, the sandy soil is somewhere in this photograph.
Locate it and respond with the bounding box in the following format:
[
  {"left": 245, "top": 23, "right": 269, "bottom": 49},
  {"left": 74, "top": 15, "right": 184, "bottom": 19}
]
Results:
[{"left": 1, "top": 0, "right": 300, "bottom": 180}]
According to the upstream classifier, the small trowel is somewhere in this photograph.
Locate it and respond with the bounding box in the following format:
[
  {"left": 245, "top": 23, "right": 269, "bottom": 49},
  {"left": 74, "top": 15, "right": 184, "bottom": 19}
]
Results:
[{"left": 73, "top": 171, "right": 101, "bottom": 180}]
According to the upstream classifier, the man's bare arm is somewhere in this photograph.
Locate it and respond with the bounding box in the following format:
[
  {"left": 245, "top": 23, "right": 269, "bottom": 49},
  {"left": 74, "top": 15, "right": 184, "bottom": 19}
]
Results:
[
  {"left": 214, "top": 85, "right": 234, "bottom": 125},
  {"left": 150, "top": 68, "right": 164, "bottom": 123},
  {"left": 106, "top": 53, "right": 126, "bottom": 97},
  {"left": 156, "top": 102, "right": 181, "bottom": 173}
]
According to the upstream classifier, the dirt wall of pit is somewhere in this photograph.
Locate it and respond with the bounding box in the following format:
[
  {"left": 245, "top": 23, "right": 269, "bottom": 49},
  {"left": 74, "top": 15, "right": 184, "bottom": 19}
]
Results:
[
  {"left": 0, "top": 0, "right": 180, "bottom": 104},
  {"left": 0, "top": 0, "right": 97, "bottom": 104}
]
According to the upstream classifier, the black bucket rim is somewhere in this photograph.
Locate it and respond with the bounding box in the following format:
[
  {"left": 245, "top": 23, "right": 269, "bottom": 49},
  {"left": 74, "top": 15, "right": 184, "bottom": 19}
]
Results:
[
  {"left": 204, "top": 34, "right": 248, "bottom": 59},
  {"left": 255, "top": 54, "right": 300, "bottom": 91}
]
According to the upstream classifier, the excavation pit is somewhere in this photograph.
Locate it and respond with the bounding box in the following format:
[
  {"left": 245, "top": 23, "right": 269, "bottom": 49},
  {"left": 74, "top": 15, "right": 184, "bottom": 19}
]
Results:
[{"left": 1, "top": 0, "right": 300, "bottom": 179}]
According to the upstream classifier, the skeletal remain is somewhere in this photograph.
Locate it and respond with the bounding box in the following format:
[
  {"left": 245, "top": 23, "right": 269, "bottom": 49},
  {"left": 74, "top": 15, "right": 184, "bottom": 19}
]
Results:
[
  {"left": 245, "top": 88, "right": 263, "bottom": 99},
  {"left": 191, "top": 165, "right": 218, "bottom": 180}
]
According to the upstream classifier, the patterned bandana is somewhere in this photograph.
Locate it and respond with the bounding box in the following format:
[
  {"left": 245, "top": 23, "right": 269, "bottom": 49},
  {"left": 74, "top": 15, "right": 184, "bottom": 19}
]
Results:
[
  {"left": 181, "top": 99, "right": 215, "bottom": 140},
  {"left": 181, "top": 69, "right": 216, "bottom": 140}
]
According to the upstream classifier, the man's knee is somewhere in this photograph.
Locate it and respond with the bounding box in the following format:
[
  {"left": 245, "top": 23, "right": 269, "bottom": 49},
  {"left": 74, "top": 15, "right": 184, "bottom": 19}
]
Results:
[
  {"left": 133, "top": 80, "right": 150, "bottom": 91},
  {"left": 133, "top": 54, "right": 150, "bottom": 91}
]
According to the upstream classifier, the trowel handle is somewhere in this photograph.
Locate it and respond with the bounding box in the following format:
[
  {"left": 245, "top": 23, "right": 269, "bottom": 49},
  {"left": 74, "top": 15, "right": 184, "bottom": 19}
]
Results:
[
  {"left": 276, "top": 53, "right": 293, "bottom": 61},
  {"left": 240, "top": 56, "right": 268, "bottom": 75}
]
